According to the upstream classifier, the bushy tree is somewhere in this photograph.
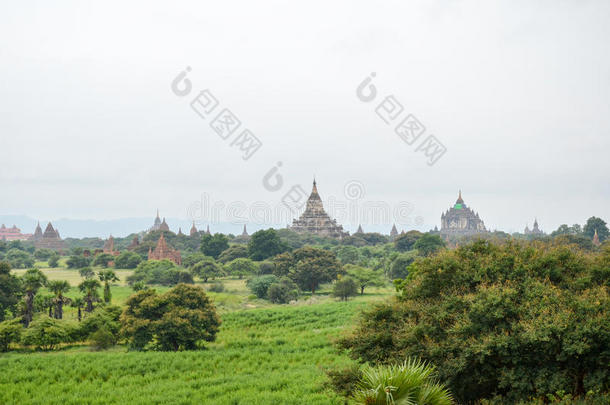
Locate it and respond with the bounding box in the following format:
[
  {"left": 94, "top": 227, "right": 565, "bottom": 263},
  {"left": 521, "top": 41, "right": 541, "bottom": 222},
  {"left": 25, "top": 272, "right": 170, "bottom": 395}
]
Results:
[
  {"left": 66, "top": 254, "right": 91, "bottom": 269},
  {"left": 92, "top": 253, "right": 115, "bottom": 268},
  {"left": 584, "top": 216, "right": 608, "bottom": 242},
  {"left": 334, "top": 246, "right": 361, "bottom": 265},
  {"left": 413, "top": 234, "right": 445, "bottom": 256},
  {"left": 332, "top": 277, "right": 358, "bottom": 301},
  {"left": 339, "top": 240, "right": 610, "bottom": 403},
  {"left": 0, "top": 318, "right": 22, "bottom": 352},
  {"left": 190, "top": 257, "right": 223, "bottom": 282},
  {"left": 273, "top": 247, "right": 342, "bottom": 294},
  {"left": 345, "top": 264, "right": 385, "bottom": 294},
  {"left": 128, "top": 260, "right": 191, "bottom": 286},
  {"left": 0, "top": 261, "right": 21, "bottom": 322},
  {"left": 34, "top": 249, "right": 54, "bottom": 261},
  {"left": 200, "top": 233, "right": 229, "bottom": 259},
  {"left": 21, "top": 316, "right": 73, "bottom": 350},
  {"left": 267, "top": 277, "right": 299, "bottom": 304},
  {"left": 79, "top": 305, "right": 121, "bottom": 343},
  {"left": 113, "top": 251, "right": 142, "bottom": 269},
  {"left": 246, "top": 275, "right": 279, "bottom": 299},
  {"left": 394, "top": 230, "right": 423, "bottom": 252},
  {"left": 6, "top": 248, "right": 35, "bottom": 269},
  {"left": 120, "top": 284, "right": 221, "bottom": 351},
  {"left": 248, "top": 229, "right": 288, "bottom": 261},
  {"left": 225, "top": 258, "right": 258, "bottom": 279},
  {"left": 217, "top": 245, "right": 249, "bottom": 264},
  {"left": 181, "top": 252, "right": 208, "bottom": 268},
  {"left": 79, "top": 267, "right": 95, "bottom": 279},
  {"left": 48, "top": 253, "right": 60, "bottom": 268},
  {"left": 389, "top": 252, "right": 416, "bottom": 280}
]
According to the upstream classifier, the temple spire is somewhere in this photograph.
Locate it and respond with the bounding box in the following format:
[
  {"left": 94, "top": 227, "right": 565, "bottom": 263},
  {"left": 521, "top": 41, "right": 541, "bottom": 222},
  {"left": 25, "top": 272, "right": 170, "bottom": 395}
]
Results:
[{"left": 593, "top": 229, "right": 601, "bottom": 246}]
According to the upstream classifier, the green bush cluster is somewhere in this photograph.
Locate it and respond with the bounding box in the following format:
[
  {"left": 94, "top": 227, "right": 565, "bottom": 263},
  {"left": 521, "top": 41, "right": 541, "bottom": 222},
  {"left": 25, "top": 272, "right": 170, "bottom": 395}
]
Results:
[{"left": 339, "top": 240, "right": 610, "bottom": 403}]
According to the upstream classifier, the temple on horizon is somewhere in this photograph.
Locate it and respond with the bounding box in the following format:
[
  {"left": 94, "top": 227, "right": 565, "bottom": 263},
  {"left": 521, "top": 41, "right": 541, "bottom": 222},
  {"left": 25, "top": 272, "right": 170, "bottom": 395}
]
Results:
[
  {"left": 30, "top": 222, "right": 65, "bottom": 250},
  {"left": 440, "top": 191, "right": 487, "bottom": 237},
  {"left": 290, "top": 180, "right": 348, "bottom": 238}
]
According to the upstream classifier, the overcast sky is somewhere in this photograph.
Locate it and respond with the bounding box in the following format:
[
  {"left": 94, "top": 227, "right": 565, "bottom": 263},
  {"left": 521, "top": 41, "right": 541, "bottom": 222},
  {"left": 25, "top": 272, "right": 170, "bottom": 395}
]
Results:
[{"left": 1, "top": 0, "right": 609, "bottom": 235}]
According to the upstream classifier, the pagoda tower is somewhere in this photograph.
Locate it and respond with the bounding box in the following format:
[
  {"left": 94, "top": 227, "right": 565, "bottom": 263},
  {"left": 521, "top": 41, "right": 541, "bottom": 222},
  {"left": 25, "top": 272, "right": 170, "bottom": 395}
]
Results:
[
  {"left": 289, "top": 179, "right": 347, "bottom": 238},
  {"left": 593, "top": 229, "right": 601, "bottom": 247},
  {"left": 190, "top": 222, "right": 198, "bottom": 236}
]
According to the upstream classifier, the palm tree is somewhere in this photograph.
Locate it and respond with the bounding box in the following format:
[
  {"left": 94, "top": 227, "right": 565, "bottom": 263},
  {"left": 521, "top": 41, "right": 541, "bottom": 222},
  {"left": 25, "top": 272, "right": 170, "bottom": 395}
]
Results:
[
  {"left": 78, "top": 279, "right": 101, "bottom": 313},
  {"left": 47, "top": 280, "right": 71, "bottom": 319},
  {"left": 71, "top": 297, "right": 85, "bottom": 321},
  {"left": 352, "top": 358, "right": 453, "bottom": 405},
  {"left": 98, "top": 269, "right": 120, "bottom": 304},
  {"left": 21, "top": 268, "right": 48, "bottom": 327},
  {"left": 79, "top": 267, "right": 95, "bottom": 279}
]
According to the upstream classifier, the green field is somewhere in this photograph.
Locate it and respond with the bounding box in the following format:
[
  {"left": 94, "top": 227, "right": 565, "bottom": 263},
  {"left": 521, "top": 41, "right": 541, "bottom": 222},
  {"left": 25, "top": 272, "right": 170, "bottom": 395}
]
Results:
[
  {"left": 3, "top": 266, "right": 394, "bottom": 404},
  {"left": 0, "top": 301, "right": 369, "bottom": 404}
]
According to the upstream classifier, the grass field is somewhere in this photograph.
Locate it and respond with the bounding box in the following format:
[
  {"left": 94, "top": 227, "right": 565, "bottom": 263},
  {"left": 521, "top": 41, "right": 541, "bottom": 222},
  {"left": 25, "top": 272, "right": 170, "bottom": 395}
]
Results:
[{"left": 0, "top": 301, "right": 371, "bottom": 405}]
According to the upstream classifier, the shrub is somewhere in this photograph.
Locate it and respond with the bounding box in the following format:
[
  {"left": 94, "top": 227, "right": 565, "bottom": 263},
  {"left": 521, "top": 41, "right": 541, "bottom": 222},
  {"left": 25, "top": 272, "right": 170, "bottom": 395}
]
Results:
[
  {"left": 90, "top": 327, "right": 116, "bottom": 350},
  {"left": 246, "top": 275, "right": 279, "bottom": 299},
  {"left": 6, "top": 249, "right": 35, "bottom": 269},
  {"left": 48, "top": 253, "right": 60, "bottom": 268},
  {"left": 267, "top": 277, "right": 299, "bottom": 304},
  {"left": 78, "top": 306, "right": 121, "bottom": 342},
  {"left": 0, "top": 319, "right": 22, "bottom": 352},
  {"left": 332, "top": 277, "right": 358, "bottom": 301},
  {"left": 114, "top": 251, "right": 142, "bottom": 269},
  {"left": 66, "top": 254, "right": 91, "bottom": 269},
  {"left": 22, "top": 316, "right": 72, "bottom": 350}
]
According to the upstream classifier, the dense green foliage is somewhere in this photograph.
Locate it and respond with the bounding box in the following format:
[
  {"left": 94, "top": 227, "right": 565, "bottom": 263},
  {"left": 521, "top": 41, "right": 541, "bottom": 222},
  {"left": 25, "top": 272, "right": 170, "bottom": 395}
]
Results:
[
  {"left": 339, "top": 240, "right": 610, "bottom": 403},
  {"left": 200, "top": 233, "right": 229, "bottom": 259},
  {"left": 248, "top": 228, "right": 289, "bottom": 260},
  {"left": 332, "top": 277, "right": 358, "bottom": 301},
  {"left": 0, "top": 262, "right": 21, "bottom": 321},
  {"left": 120, "top": 284, "right": 221, "bottom": 351},
  {"left": 127, "top": 260, "right": 192, "bottom": 286},
  {"left": 273, "top": 247, "right": 342, "bottom": 294},
  {"left": 247, "top": 275, "right": 279, "bottom": 299},
  {"left": 113, "top": 252, "right": 142, "bottom": 269},
  {"left": 394, "top": 230, "right": 423, "bottom": 252},
  {"left": 267, "top": 277, "right": 299, "bottom": 304}
]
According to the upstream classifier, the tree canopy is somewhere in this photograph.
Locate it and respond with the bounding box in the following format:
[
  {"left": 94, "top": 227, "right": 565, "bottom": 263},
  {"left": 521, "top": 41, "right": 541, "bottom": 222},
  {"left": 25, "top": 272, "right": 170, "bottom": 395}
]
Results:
[
  {"left": 120, "top": 283, "right": 221, "bottom": 351},
  {"left": 339, "top": 240, "right": 610, "bottom": 404}
]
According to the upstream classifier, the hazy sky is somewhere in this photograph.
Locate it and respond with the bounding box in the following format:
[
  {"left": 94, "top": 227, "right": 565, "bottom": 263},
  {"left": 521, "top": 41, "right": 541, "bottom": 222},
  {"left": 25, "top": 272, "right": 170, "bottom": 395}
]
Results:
[{"left": 1, "top": 0, "right": 609, "bottom": 235}]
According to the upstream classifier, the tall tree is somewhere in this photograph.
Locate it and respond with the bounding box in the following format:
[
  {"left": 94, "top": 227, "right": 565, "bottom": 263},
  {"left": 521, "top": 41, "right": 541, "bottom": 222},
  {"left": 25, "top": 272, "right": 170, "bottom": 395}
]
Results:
[
  {"left": 190, "top": 258, "right": 223, "bottom": 282},
  {"left": 20, "top": 268, "right": 47, "bottom": 327},
  {"left": 71, "top": 297, "right": 84, "bottom": 321},
  {"left": 345, "top": 264, "right": 385, "bottom": 294},
  {"left": 583, "top": 216, "right": 609, "bottom": 242},
  {"left": 248, "top": 229, "right": 288, "bottom": 261},
  {"left": 0, "top": 261, "right": 21, "bottom": 322},
  {"left": 283, "top": 247, "right": 342, "bottom": 294},
  {"left": 78, "top": 279, "right": 101, "bottom": 313},
  {"left": 200, "top": 234, "right": 229, "bottom": 259},
  {"left": 413, "top": 234, "right": 446, "bottom": 256},
  {"left": 98, "top": 270, "right": 119, "bottom": 303},
  {"left": 47, "top": 280, "right": 71, "bottom": 319}
]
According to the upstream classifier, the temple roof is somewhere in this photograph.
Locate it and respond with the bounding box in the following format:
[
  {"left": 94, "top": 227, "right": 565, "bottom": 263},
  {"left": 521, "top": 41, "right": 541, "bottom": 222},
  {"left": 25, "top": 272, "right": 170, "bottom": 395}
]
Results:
[{"left": 455, "top": 190, "right": 464, "bottom": 205}]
